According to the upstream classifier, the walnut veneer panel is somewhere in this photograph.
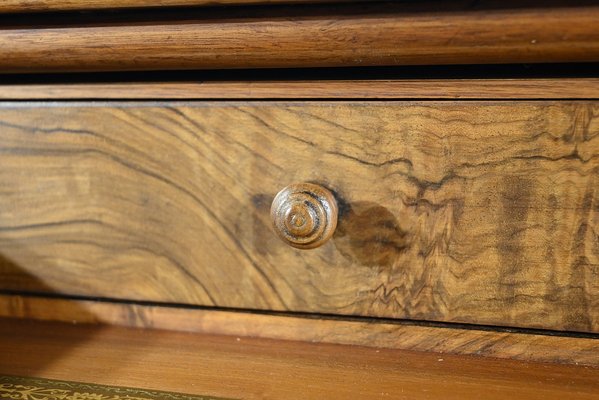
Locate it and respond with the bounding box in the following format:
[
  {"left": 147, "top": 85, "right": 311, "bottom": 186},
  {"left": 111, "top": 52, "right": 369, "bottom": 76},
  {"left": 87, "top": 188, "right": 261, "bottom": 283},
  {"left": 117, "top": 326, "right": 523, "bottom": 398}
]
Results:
[
  {"left": 1, "top": 319, "right": 599, "bottom": 400},
  {"left": 1, "top": 6, "right": 598, "bottom": 72},
  {"left": 0, "top": 101, "right": 597, "bottom": 332}
]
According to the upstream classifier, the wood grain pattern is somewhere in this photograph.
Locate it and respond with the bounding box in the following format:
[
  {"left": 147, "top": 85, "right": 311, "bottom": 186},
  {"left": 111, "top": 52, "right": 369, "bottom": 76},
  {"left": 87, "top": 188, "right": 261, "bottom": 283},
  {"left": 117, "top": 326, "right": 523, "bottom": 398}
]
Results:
[
  {"left": 0, "top": 0, "right": 350, "bottom": 13},
  {"left": 2, "top": 79, "right": 599, "bottom": 100},
  {"left": 0, "top": 6, "right": 598, "bottom": 72},
  {"left": 0, "top": 101, "right": 598, "bottom": 332},
  {"left": 2, "top": 294, "right": 599, "bottom": 367},
  {"left": 2, "top": 318, "right": 599, "bottom": 400}
]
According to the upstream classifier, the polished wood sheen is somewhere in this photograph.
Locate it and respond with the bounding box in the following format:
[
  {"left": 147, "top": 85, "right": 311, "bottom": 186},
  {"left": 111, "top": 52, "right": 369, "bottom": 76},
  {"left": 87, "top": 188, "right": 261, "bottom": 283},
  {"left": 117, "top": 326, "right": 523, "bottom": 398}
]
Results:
[
  {"left": 2, "top": 79, "right": 599, "bottom": 100},
  {"left": 0, "top": 101, "right": 598, "bottom": 333},
  {"left": 0, "top": 6, "right": 598, "bottom": 72},
  {"left": 271, "top": 183, "right": 338, "bottom": 249},
  {"left": 1, "top": 319, "right": 598, "bottom": 400},
  {"left": 0, "top": 0, "right": 349, "bottom": 13},
  {"left": 2, "top": 294, "right": 599, "bottom": 367}
]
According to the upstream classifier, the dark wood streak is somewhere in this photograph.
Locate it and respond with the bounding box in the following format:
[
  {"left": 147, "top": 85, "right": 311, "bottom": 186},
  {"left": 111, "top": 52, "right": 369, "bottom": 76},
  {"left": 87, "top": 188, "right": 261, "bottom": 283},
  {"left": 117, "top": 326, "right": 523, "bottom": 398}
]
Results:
[
  {"left": 0, "top": 101, "right": 597, "bottom": 332},
  {"left": 497, "top": 176, "right": 533, "bottom": 306},
  {"left": 0, "top": 120, "right": 96, "bottom": 136},
  {"left": 0, "top": 219, "right": 102, "bottom": 232},
  {"left": 325, "top": 150, "right": 415, "bottom": 168},
  {"left": 566, "top": 183, "right": 595, "bottom": 331}
]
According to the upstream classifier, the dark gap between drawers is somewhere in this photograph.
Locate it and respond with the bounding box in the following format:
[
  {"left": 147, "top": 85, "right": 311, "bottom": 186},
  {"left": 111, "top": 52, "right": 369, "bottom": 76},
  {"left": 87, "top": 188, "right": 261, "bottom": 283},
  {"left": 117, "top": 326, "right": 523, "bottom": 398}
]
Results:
[{"left": 2, "top": 289, "right": 598, "bottom": 340}]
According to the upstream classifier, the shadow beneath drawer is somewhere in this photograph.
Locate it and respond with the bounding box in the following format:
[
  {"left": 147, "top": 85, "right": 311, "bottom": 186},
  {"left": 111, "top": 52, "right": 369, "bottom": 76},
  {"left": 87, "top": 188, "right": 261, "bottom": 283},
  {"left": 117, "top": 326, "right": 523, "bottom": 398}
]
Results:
[{"left": 0, "top": 251, "right": 107, "bottom": 376}]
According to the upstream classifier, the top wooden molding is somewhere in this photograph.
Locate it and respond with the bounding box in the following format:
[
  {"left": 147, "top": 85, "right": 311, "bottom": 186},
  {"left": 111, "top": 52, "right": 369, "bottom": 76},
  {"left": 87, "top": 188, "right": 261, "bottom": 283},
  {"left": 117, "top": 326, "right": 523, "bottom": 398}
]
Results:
[
  {"left": 0, "top": 0, "right": 346, "bottom": 13},
  {"left": 0, "top": 4, "right": 598, "bottom": 72}
]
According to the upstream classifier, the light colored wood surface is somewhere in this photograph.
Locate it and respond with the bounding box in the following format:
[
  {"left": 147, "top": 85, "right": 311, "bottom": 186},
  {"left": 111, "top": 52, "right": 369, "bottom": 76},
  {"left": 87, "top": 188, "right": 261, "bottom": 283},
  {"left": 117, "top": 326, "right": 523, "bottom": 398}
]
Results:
[
  {"left": 2, "top": 79, "right": 599, "bottom": 100},
  {"left": 2, "top": 294, "right": 599, "bottom": 367},
  {"left": 0, "top": 101, "right": 598, "bottom": 332},
  {"left": 1, "top": 318, "right": 598, "bottom": 400},
  {"left": 0, "top": 0, "right": 350, "bottom": 13},
  {"left": 0, "top": 6, "right": 598, "bottom": 72}
]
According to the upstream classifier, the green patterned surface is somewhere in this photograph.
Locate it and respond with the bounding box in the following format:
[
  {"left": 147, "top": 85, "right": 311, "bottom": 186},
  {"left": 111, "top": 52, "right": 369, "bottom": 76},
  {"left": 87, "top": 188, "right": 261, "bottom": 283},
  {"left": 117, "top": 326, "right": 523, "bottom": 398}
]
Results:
[{"left": 0, "top": 375, "right": 236, "bottom": 400}]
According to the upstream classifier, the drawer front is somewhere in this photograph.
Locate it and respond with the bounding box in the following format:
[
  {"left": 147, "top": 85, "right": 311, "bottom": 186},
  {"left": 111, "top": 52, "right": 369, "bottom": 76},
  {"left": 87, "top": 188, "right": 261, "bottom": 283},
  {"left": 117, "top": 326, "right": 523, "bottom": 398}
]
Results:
[{"left": 0, "top": 101, "right": 597, "bottom": 332}]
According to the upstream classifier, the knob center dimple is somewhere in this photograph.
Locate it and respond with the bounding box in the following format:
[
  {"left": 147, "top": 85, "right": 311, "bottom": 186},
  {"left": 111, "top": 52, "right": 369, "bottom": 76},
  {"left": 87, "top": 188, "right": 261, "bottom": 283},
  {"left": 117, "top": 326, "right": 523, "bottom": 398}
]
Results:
[
  {"left": 283, "top": 203, "right": 315, "bottom": 237},
  {"left": 290, "top": 213, "right": 305, "bottom": 227}
]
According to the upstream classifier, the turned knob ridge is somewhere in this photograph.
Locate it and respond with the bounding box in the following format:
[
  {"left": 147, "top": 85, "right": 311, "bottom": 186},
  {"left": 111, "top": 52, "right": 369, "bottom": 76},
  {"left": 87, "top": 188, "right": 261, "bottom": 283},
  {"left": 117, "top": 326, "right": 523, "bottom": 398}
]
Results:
[{"left": 270, "top": 183, "right": 338, "bottom": 249}]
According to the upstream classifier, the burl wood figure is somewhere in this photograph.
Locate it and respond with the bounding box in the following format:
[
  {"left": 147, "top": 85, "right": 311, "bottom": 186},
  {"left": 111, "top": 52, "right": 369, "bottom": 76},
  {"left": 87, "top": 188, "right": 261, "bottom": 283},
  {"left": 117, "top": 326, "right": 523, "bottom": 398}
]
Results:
[{"left": 0, "top": 101, "right": 597, "bottom": 333}]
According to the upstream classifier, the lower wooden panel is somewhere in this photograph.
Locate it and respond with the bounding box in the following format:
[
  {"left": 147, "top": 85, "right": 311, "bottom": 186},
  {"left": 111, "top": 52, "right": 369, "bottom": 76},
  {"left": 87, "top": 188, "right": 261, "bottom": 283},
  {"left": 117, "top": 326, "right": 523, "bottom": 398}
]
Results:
[
  {"left": 1, "top": 294, "right": 598, "bottom": 367},
  {"left": 1, "top": 318, "right": 598, "bottom": 400},
  {"left": 0, "top": 101, "right": 598, "bottom": 332}
]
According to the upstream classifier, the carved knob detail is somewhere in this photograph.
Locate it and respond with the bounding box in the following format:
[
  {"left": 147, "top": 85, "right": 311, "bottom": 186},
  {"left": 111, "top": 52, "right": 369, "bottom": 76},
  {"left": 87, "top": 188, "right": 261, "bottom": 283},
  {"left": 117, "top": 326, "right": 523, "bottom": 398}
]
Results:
[{"left": 270, "top": 183, "right": 338, "bottom": 249}]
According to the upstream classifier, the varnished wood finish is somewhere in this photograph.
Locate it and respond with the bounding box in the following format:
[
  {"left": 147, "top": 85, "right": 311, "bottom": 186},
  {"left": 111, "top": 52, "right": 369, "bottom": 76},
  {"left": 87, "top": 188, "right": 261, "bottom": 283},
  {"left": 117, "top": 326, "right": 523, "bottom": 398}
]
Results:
[
  {"left": 2, "top": 79, "right": 599, "bottom": 100},
  {"left": 1, "top": 318, "right": 598, "bottom": 400},
  {"left": 0, "top": 101, "right": 598, "bottom": 332},
  {"left": 2, "top": 294, "right": 599, "bottom": 367},
  {"left": 271, "top": 183, "right": 338, "bottom": 249},
  {"left": 1, "top": 7, "right": 599, "bottom": 72},
  {"left": 0, "top": 0, "right": 349, "bottom": 13}
]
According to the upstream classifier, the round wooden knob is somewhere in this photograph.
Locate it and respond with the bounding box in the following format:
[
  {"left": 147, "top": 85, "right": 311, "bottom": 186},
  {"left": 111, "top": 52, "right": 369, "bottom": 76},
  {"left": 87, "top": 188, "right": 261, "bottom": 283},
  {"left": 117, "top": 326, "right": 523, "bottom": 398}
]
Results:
[{"left": 270, "top": 183, "right": 338, "bottom": 249}]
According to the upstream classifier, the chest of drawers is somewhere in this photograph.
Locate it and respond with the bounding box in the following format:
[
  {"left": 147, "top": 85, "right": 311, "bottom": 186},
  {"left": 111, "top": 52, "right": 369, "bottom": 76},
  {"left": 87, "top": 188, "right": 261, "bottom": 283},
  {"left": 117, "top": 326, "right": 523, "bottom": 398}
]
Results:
[{"left": 0, "top": 1, "right": 598, "bottom": 398}]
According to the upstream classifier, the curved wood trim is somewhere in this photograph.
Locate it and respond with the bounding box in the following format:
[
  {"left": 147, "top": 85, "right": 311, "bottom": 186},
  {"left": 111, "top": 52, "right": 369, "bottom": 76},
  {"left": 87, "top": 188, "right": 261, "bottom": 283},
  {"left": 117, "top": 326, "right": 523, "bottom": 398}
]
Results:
[
  {"left": 1, "top": 79, "right": 599, "bottom": 99},
  {"left": 1, "top": 7, "right": 598, "bottom": 72},
  {"left": 0, "top": 0, "right": 348, "bottom": 13},
  {"left": 1, "top": 294, "right": 598, "bottom": 367}
]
